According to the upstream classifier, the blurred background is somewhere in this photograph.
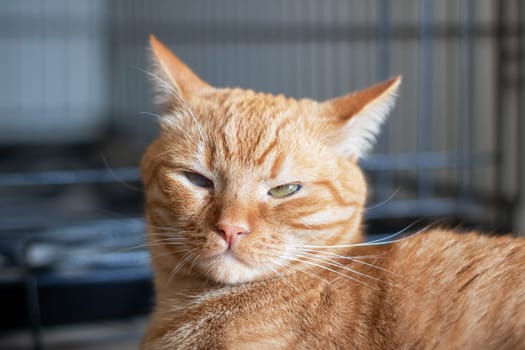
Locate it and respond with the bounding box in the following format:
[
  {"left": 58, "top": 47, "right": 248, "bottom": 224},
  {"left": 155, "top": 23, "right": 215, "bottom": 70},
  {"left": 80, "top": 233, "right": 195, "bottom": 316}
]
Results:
[{"left": 1, "top": 0, "right": 524, "bottom": 349}]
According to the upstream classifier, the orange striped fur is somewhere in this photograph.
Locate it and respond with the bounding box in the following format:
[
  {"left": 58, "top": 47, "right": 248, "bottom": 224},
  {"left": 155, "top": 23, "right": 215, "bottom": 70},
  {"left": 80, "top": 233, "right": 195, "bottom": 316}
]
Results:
[{"left": 141, "top": 35, "right": 525, "bottom": 349}]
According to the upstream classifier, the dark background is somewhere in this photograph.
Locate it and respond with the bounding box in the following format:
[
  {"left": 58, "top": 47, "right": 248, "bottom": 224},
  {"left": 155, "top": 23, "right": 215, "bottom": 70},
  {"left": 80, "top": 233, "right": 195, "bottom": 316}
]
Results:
[{"left": 1, "top": 0, "right": 524, "bottom": 349}]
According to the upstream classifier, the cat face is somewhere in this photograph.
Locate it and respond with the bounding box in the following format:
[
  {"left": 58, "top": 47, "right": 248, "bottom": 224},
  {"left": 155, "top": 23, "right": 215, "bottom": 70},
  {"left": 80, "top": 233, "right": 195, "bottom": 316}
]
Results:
[{"left": 142, "top": 35, "right": 400, "bottom": 285}]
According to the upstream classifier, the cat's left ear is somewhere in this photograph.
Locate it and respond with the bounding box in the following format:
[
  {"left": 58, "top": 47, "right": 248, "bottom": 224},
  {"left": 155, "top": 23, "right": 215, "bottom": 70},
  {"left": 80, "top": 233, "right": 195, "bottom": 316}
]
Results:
[{"left": 321, "top": 76, "right": 401, "bottom": 159}]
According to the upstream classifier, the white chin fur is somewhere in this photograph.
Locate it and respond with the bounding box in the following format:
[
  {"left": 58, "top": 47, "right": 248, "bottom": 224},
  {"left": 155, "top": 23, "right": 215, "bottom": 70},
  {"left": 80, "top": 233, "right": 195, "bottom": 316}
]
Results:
[{"left": 204, "top": 253, "right": 265, "bottom": 284}]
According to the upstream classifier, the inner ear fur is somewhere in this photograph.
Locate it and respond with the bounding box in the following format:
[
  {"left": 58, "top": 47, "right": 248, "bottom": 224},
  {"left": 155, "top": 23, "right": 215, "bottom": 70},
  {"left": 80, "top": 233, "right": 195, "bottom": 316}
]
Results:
[
  {"left": 149, "top": 34, "right": 210, "bottom": 103},
  {"left": 320, "top": 76, "right": 401, "bottom": 159}
]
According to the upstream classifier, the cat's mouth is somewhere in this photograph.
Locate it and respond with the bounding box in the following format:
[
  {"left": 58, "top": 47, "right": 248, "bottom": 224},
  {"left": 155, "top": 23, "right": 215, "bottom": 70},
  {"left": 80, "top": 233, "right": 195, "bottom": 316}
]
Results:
[
  {"left": 196, "top": 249, "right": 266, "bottom": 284},
  {"left": 213, "top": 249, "right": 254, "bottom": 268},
  {"left": 222, "top": 250, "right": 251, "bottom": 265},
  {"left": 201, "top": 238, "right": 256, "bottom": 266}
]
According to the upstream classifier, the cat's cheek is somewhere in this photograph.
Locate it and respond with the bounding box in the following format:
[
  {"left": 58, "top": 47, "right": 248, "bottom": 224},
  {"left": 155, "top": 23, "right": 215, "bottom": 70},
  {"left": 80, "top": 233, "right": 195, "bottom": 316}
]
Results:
[
  {"left": 169, "top": 188, "right": 204, "bottom": 208},
  {"left": 155, "top": 179, "right": 212, "bottom": 216},
  {"left": 235, "top": 232, "right": 289, "bottom": 267},
  {"left": 198, "top": 234, "right": 228, "bottom": 258}
]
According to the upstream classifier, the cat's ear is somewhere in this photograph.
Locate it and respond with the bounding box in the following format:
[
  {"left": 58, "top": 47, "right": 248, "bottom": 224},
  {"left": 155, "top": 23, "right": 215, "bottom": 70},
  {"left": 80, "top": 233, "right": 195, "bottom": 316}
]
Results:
[
  {"left": 148, "top": 34, "right": 210, "bottom": 104},
  {"left": 321, "top": 76, "right": 401, "bottom": 159}
]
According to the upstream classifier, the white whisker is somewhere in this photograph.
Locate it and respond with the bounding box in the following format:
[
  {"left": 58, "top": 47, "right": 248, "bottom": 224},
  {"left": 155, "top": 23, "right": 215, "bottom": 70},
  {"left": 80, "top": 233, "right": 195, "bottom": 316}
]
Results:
[
  {"left": 294, "top": 252, "right": 383, "bottom": 284},
  {"left": 267, "top": 264, "right": 299, "bottom": 292},
  {"left": 313, "top": 251, "right": 402, "bottom": 279},
  {"left": 284, "top": 256, "right": 371, "bottom": 288},
  {"left": 100, "top": 154, "right": 144, "bottom": 193},
  {"left": 290, "top": 218, "right": 444, "bottom": 250},
  {"left": 168, "top": 251, "right": 195, "bottom": 283},
  {"left": 365, "top": 187, "right": 400, "bottom": 211},
  {"left": 275, "top": 257, "right": 330, "bottom": 284}
]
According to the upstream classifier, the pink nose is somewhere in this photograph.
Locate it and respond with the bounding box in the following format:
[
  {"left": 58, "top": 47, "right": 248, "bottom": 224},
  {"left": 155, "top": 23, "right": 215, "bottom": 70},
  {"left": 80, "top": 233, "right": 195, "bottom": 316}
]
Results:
[{"left": 217, "top": 222, "right": 249, "bottom": 248}]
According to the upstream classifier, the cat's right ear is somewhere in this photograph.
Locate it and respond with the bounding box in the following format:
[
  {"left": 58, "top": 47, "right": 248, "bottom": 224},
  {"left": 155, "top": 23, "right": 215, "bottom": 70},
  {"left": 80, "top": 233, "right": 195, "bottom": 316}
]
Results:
[{"left": 148, "top": 34, "right": 210, "bottom": 105}]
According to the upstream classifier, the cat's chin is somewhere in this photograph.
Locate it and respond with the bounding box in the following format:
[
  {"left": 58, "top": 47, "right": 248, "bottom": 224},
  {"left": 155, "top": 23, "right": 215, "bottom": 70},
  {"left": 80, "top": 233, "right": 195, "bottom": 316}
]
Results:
[{"left": 200, "top": 252, "right": 267, "bottom": 285}]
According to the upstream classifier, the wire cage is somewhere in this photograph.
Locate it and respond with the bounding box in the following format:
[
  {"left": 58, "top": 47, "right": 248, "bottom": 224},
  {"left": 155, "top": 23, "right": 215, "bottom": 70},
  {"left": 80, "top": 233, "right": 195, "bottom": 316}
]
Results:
[{"left": 0, "top": 0, "right": 524, "bottom": 347}]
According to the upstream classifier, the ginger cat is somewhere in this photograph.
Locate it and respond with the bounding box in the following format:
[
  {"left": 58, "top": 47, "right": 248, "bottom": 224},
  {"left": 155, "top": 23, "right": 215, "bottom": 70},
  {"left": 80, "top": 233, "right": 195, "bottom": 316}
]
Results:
[{"left": 141, "top": 35, "right": 525, "bottom": 349}]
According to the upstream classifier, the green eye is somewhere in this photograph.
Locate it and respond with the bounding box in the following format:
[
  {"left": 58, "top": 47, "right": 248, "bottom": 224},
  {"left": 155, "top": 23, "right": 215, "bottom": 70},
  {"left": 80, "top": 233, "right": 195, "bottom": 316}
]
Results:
[
  {"left": 183, "top": 172, "right": 213, "bottom": 189},
  {"left": 268, "top": 183, "right": 302, "bottom": 198}
]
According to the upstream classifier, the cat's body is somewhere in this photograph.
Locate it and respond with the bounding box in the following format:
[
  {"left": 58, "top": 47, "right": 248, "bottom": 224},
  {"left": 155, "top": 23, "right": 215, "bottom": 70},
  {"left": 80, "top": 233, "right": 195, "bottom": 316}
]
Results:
[
  {"left": 143, "top": 229, "right": 525, "bottom": 349},
  {"left": 141, "top": 36, "right": 525, "bottom": 349}
]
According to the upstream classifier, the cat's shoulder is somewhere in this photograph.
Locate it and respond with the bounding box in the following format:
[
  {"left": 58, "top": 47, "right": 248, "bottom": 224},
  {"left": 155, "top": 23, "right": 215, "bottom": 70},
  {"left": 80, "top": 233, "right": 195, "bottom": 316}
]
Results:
[
  {"left": 388, "top": 228, "right": 525, "bottom": 279},
  {"left": 398, "top": 228, "right": 525, "bottom": 251}
]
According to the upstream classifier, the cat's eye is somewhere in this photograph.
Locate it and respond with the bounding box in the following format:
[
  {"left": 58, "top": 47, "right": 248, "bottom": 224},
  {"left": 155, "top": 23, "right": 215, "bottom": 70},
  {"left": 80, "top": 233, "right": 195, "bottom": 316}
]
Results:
[
  {"left": 183, "top": 172, "right": 214, "bottom": 189},
  {"left": 268, "top": 183, "right": 302, "bottom": 198}
]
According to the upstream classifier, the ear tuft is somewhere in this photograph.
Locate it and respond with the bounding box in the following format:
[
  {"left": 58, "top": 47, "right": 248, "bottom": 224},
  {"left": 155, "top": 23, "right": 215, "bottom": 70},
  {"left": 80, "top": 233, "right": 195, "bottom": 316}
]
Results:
[
  {"left": 148, "top": 34, "right": 209, "bottom": 105},
  {"left": 322, "top": 76, "right": 401, "bottom": 159}
]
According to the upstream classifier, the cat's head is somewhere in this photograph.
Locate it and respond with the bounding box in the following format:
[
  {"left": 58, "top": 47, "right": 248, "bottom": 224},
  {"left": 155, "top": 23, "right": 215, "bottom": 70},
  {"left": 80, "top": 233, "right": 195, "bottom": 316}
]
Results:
[{"left": 142, "top": 35, "right": 400, "bottom": 285}]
